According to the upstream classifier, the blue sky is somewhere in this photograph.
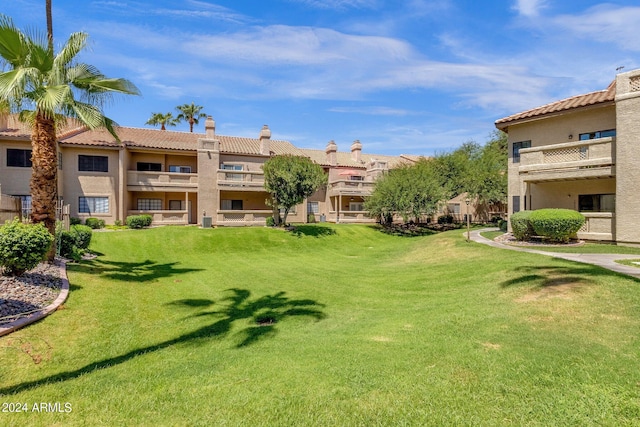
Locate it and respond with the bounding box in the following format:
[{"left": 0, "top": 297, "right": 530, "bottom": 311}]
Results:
[{"left": 3, "top": 0, "right": 639, "bottom": 156}]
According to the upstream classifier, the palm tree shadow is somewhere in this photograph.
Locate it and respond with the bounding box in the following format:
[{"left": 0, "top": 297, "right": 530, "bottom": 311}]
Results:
[
  {"left": 0, "top": 288, "right": 325, "bottom": 395},
  {"left": 499, "top": 264, "right": 640, "bottom": 288},
  {"left": 68, "top": 258, "right": 203, "bottom": 283}
]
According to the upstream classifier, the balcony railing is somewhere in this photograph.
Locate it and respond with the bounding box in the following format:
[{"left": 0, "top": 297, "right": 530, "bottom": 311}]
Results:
[
  {"left": 216, "top": 170, "right": 265, "bottom": 189},
  {"left": 328, "top": 180, "right": 375, "bottom": 196},
  {"left": 127, "top": 171, "right": 198, "bottom": 191},
  {"left": 518, "top": 137, "right": 615, "bottom": 181},
  {"left": 128, "top": 210, "right": 189, "bottom": 225},
  {"left": 577, "top": 212, "right": 613, "bottom": 241},
  {"left": 327, "top": 210, "right": 375, "bottom": 223},
  {"left": 216, "top": 210, "right": 271, "bottom": 226}
]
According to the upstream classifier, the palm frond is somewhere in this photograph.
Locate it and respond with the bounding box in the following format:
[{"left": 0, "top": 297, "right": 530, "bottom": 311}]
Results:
[{"left": 53, "top": 31, "right": 88, "bottom": 69}]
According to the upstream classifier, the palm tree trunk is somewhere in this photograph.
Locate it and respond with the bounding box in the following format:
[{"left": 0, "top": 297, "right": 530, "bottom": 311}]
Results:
[
  {"left": 46, "top": 0, "right": 53, "bottom": 51},
  {"left": 30, "top": 112, "right": 58, "bottom": 261},
  {"left": 189, "top": 118, "right": 194, "bottom": 132}
]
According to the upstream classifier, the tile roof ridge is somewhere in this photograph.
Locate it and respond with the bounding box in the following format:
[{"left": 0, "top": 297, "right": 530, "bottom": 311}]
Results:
[{"left": 116, "top": 125, "right": 204, "bottom": 135}]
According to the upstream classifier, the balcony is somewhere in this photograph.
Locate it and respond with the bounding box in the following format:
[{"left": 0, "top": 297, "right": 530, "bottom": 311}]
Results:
[
  {"left": 577, "top": 212, "right": 614, "bottom": 241},
  {"left": 327, "top": 180, "right": 375, "bottom": 197},
  {"left": 327, "top": 210, "right": 376, "bottom": 223},
  {"left": 127, "top": 171, "right": 198, "bottom": 192},
  {"left": 128, "top": 210, "right": 189, "bottom": 225},
  {"left": 518, "top": 137, "right": 615, "bottom": 182},
  {"left": 216, "top": 170, "right": 265, "bottom": 190},
  {"left": 216, "top": 210, "right": 271, "bottom": 226}
]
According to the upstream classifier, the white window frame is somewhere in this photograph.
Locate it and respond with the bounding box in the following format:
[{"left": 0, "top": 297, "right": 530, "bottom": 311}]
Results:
[{"left": 79, "top": 196, "right": 109, "bottom": 214}]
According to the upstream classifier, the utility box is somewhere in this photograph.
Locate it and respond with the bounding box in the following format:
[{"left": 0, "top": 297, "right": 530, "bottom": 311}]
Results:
[{"left": 202, "top": 216, "right": 212, "bottom": 228}]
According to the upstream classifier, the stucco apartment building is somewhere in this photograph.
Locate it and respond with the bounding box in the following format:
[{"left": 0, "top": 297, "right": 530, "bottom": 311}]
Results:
[
  {"left": 496, "top": 68, "right": 640, "bottom": 244},
  {"left": 0, "top": 115, "right": 416, "bottom": 226}
]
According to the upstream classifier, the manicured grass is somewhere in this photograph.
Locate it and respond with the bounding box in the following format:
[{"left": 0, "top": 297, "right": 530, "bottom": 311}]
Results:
[{"left": 2, "top": 224, "right": 640, "bottom": 425}]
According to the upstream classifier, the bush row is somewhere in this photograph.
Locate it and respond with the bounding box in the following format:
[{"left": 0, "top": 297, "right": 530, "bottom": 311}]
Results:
[
  {"left": 510, "top": 209, "right": 585, "bottom": 243},
  {"left": 126, "top": 214, "right": 153, "bottom": 229}
]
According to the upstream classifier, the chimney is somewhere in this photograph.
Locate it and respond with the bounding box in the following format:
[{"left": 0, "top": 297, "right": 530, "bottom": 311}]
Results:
[
  {"left": 205, "top": 116, "right": 216, "bottom": 138},
  {"left": 259, "top": 125, "right": 271, "bottom": 155},
  {"left": 350, "top": 139, "right": 362, "bottom": 162},
  {"left": 325, "top": 140, "right": 337, "bottom": 166}
]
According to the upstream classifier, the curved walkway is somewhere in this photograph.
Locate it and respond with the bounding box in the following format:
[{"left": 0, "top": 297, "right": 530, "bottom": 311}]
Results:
[{"left": 470, "top": 228, "right": 640, "bottom": 280}]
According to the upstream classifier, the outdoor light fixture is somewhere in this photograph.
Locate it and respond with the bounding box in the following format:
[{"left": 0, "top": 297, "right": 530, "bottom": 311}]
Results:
[{"left": 465, "top": 198, "right": 471, "bottom": 243}]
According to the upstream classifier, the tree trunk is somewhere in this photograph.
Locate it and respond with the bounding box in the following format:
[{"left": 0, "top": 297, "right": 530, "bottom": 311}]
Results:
[
  {"left": 46, "top": 0, "right": 53, "bottom": 51},
  {"left": 189, "top": 118, "right": 194, "bottom": 132},
  {"left": 30, "top": 112, "right": 58, "bottom": 261}
]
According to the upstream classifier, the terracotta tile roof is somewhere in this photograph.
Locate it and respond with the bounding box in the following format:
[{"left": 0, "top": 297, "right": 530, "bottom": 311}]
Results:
[
  {"left": 59, "top": 126, "right": 304, "bottom": 155},
  {"left": 298, "top": 148, "right": 411, "bottom": 168},
  {"left": 0, "top": 115, "right": 85, "bottom": 140},
  {"left": 495, "top": 80, "right": 616, "bottom": 130}
]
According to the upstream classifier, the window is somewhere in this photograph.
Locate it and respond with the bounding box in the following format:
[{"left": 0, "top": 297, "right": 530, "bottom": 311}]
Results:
[
  {"left": 137, "top": 162, "right": 161, "bottom": 172},
  {"left": 137, "top": 198, "right": 162, "bottom": 210},
  {"left": 169, "top": 166, "right": 191, "bottom": 173},
  {"left": 512, "top": 141, "right": 531, "bottom": 163},
  {"left": 579, "top": 129, "right": 616, "bottom": 140},
  {"left": 221, "top": 199, "right": 243, "bottom": 210},
  {"left": 349, "top": 202, "right": 364, "bottom": 212},
  {"left": 349, "top": 175, "right": 364, "bottom": 181},
  {"left": 221, "top": 164, "right": 243, "bottom": 181},
  {"left": 79, "top": 197, "right": 109, "bottom": 213},
  {"left": 579, "top": 194, "right": 615, "bottom": 212},
  {"left": 7, "top": 149, "right": 32, "bottom": 167},
  {"left": 512, "top": 196, "right": 520, "bottom": 213},
  {"left": 15, "top": 195, "right": 31, "bottom": 217},
  {"left": 307, "top": 202, "right": 319, "bottom": 214},
  {"left": 448, "top": 203, "right": 460, "bottom": 214},
  {"left": 78, "top": 155, "right": 108, "bottom": 172},
  {"left": 169, "top": 200, "right": 183, "bottom": 210}
]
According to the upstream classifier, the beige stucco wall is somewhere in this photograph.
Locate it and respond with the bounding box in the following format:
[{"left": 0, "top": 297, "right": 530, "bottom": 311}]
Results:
[
  {"left": 614, "top": 69, "right": 640, "bottom": 244},
  {"left": 61, "top": 146, "right": 120, "bottom": 223},
  {"left": 0, "top": 140, "right": 33, "bottom": 196},
  {"left": 507, "top": 105, "right": 616, "bottom": 215}
]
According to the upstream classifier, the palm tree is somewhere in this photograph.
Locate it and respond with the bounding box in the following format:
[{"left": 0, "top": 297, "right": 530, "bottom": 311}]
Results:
[
  {"left": 146, "top": 112, "right": 177, "bottom": 130},
  {"left": 175, "top": 102, "right": 206, "bottom": 132},
  {"left": 0, "top": 15, "right": 140, "bottom": 260},
  {"left": 46, "top": 0, "right": 53, "bottom": 50}
]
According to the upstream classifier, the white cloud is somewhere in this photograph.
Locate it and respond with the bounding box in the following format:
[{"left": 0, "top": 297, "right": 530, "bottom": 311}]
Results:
[
  {"left": 328, "top": 106, "right": 423, "bottom": 116},
  {"left": 287, "top": 0, "right": 379, "bottom": 10},
  {"left": 512, "top": 0, "right": 547, "bottom": 17}
]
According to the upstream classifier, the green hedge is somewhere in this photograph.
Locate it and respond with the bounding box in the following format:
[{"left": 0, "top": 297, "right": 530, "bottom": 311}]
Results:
[
  {"left": 57, "top": 224, "right": 93, "bottom": 260},
  {"left": 126, "top": 214, "right": 153, "bottom": 229},
  {"left": 510, "top": 210, "right": 535, "bottom": 241},
  {"left": 85, "top": 217, "right": 105, "bottom": 229},
  {"left": 0, "top": 219, "right": 53, "bottom": 276},
  {"left": 529, "top": 208, "right": 584, "bottom": 243}
]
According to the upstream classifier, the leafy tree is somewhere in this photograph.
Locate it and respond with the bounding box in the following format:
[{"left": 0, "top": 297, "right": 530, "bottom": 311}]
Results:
[
  {"left": 146, "top": 112, "right": 177, "bottom": 130},
  {"left": 0, "top": 15, "right": 140, "bottom": 260},
  {"left": 366, "top": 159, "right": 446, "bottom": 224},
  {"left": 175, "top": 102, "right": 206, "bottom": 132},
  {"left": 262, "top": 155, "right": 327, "bottom": 226}
]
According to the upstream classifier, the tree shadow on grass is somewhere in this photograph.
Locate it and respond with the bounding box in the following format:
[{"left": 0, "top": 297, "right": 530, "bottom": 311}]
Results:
[
  {"left": 0, "top": 288, "right": 325, "bottom": 395},
  {"left": 500, "top": 264, "right": 640, "bottom": 289},
  {"left": 289, "top": 225, "right": 336, "bottom": 238},
  {"left": 67, "top": 258, "right": 203, "bottom": 283}
]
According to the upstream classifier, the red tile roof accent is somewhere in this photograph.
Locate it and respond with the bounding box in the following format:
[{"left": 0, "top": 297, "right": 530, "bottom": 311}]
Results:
[{"left": 495, "top": 80, "right": 616, "bottom": 129}]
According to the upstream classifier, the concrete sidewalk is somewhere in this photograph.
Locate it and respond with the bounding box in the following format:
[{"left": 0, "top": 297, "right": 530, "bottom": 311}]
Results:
[{"left": 470, "top": 228, "right": 640, "bottom": 280}]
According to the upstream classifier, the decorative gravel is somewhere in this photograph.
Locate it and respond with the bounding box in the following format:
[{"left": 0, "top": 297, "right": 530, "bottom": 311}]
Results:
[{"left": 0, "top": 262, "right": 62, "bottom": 326}]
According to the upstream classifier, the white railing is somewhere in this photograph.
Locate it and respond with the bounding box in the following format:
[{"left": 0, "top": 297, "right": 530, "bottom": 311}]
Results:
[{"left": 328, "top": 180, "right": 375, "bottom": 196}]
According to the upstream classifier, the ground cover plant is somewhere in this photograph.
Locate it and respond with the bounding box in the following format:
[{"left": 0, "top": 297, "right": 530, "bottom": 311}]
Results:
[{"left": 1, "top": 225, "right": 640, "bottom": 425}]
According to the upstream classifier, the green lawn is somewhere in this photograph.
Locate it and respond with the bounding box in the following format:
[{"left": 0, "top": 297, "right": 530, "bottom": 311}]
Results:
[{"left": 2, "top": 225, "right": 640, "bottom": 426}]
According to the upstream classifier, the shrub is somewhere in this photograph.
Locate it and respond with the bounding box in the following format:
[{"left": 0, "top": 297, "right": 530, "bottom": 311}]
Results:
[
  {"left": 70, "top": 217, "right": 82, "bottom": 226},
  {"left": 529, "top": 208, "right": 585, "bottom": 243},
  {"left": 498, "top": 219, "right": 508, "bottom": 232},
  {"left": 438, "top": 214, "right": 453, "bottom": 224},
  {"left": 266, "top": 216, "right": 275, "bottom": 227},
  {"left": 0, "top": 219, "right": 53, "bottom": 276},
  {"left": 126, "top": 214, "right": 153, "bottom": 229},
  {"left": 307, "top": 213, "right": 316, "bottom": 223},
  {"left": 58, "top": 229, "right": 77, "bottom": 259},
  {"left": 72, "top": 225, "right": 93, "bottom": 249},
  {"left": 85, "top": 217, "right": 105, "bottom": 229},
  {"left": 510, "top": 210, "right": 535, "bottom": 241}
]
